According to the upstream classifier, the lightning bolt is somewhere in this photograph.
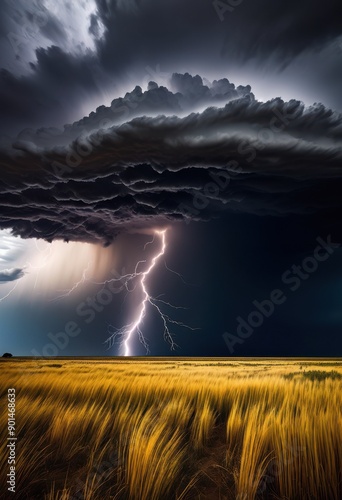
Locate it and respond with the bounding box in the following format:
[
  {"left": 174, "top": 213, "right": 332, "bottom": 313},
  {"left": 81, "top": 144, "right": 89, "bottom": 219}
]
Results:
[
  {"left": 38, "top": 228, "right": 196, "bottom": 355},
  {"left": 122, "top": 229, "right": 167, "bottom": 356},
  {"left": 106, "top": 228, "right": 197, "bottom": 356},
  {"left": 0, "top": 280, "right": 19, "bottom": 303},
  {"left": 51, "top": 261, "right": 92, "bottom": 301},
  {"left": 25, "top": 241, "right": 53, "bottom": 290}
]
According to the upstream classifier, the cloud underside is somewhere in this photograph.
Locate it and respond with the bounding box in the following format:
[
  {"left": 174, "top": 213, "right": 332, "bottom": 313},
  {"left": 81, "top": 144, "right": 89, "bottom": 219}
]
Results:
[
  {"left": 0, "top": 268, "right": 25, "bottom": 283},
  {"left": 1, "top": 76, "right": 342, "bottom": 245},
  {"left": 1, "top": 0, "right": 342, "bottom": 135}
]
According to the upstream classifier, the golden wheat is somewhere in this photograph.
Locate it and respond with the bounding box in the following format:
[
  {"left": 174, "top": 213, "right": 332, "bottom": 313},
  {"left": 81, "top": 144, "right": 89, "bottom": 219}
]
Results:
[{"left": 0, "top": 358, "right": 341, "bottom": 499}]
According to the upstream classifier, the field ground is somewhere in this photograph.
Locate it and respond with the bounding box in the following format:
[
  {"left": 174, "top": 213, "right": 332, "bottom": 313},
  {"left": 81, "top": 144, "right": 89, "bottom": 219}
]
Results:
[{"left": 1, "top": 358, "right": 342, "bottom": 499}]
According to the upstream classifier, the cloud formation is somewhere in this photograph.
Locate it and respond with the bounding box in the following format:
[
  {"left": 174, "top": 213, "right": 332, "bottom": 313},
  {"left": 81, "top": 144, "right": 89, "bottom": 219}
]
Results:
[
  {"left": 0, "top": 268, "right": 25, "bottom": 283},
  {"left": 0, "top": 0, "right": 341, "bottom": 136},
  {"left": 0, "top": 74, "right": 342, "bottom": 245},
  {"left": 12, "top": 72, "right": 254, "bottom": 148}
]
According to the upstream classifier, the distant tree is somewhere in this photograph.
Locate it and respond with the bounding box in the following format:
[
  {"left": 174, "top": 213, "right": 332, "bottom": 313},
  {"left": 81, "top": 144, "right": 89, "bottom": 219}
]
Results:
[{"left": 2, "top": 353, "right": 13, "bottom": 358}]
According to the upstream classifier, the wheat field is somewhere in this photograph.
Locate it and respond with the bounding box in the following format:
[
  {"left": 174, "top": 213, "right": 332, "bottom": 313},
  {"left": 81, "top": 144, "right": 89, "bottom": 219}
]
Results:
[{"left": 1, "top": 358, "right": 341, "bottom": 499}]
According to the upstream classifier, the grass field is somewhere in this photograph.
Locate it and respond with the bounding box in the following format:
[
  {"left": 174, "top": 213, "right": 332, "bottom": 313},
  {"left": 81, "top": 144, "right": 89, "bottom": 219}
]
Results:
[{"left": 1, "top": 358, "right": 342, "bottom": 499}]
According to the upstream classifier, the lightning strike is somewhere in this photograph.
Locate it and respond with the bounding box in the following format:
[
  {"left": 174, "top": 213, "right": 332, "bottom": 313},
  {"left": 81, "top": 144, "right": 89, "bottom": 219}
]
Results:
[
  {"left": 25, "top": 242, "right": 52, "bottom": 289},
  {"left": 0, "top": 280, "right": 19, "bottom": 303},
  {"left": 51, "top": 260, "right": 92, "bottom": 301},
  {"left": 106, "top": 228, "right": 196, "bottom": 356},
  {"left": 43, "top": 228, "right": 196, "bottom": 355}
]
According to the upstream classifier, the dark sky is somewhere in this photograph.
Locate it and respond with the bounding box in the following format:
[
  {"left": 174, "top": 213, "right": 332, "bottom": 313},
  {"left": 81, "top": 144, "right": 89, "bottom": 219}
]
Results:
[{"left": 0, "top": 0, "right": 342, "bottom": 357}]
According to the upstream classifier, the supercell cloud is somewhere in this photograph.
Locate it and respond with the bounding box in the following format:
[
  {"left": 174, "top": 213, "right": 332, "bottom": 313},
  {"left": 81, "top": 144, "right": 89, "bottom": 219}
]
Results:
[
  {"left": 0, "top": 74, "right": 342, "bottom": 245},
  {"left": 0, "top": 1, "right": 341, "bottom": 245},
  {"left": 1, "top": 0, "right": 342, "bottom": 357}
]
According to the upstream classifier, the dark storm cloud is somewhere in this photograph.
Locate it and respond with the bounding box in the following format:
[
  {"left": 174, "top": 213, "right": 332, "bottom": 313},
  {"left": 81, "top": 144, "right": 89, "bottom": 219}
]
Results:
[
  {"left": 217, "top": 0, "right": 342, "bottom": 63},
  {"left": 0, "top": 268, "right": 25, "bottom": 283},
  {"left": 0, "top": 46, "right": 103, "bottom": 136},
  {"left": 93, "top": 0, "right": 342, "bottom": 107},
  {"left": 38, "top": 12, "right": 67, "bottom": 44},
  {"left": 0, "top": 0, "right": 341, "bottom": 137},
  {"left": 0, "top": 75, "right": 342, "bottom": 245},
  {"left": 93, "top": 0, "right": 342, "bottom": 67},
  {"left": 12, "top": 73, "right": 254, "bottom": 148},
  {"left": 92, "top": 0, "right": 219, "bottom": 72},
  {"left": 0, "top": 1, "right": 107, "bottom": 136}
]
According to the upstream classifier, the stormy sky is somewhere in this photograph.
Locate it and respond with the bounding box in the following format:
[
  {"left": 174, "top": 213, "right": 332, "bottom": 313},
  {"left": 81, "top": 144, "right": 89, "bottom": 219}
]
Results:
[{"left": 0, "top": 0, "right": 342, "bottom": 357}]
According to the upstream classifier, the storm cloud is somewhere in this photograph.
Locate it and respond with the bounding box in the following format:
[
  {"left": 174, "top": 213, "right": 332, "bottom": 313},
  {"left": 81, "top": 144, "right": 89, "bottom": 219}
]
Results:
[
  {"left": 0, "top": 0, "right": 341, "bottom": 136},
  {"left": 0, "top": 75, "right": 341, "bottom": 245},
  {"left": 0, "top": 268, "right": 25, "bottom": 283},
  {"left": 1, "top": 1, "right": 342, "bottom": 358}
]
